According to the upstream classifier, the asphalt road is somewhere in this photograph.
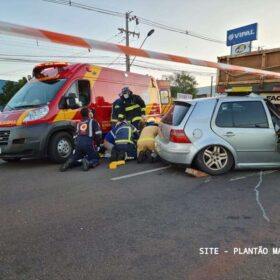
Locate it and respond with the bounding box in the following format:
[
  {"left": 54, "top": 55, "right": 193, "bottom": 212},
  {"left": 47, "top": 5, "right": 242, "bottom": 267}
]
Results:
[{"left": 0, "top": 158, "right": 279, "bottom": 280}]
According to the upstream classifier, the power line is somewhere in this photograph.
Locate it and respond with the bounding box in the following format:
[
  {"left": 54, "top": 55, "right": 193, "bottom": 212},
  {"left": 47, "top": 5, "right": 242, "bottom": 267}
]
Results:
[
  {"left": 42, "top": 0, "right": 226, "bottom": 45},
  {"left": 137, "top": 16, "right": 225, "bottom": 44},
  {"left": 0, "top": 55, "right": 216, "bottom": 77},
  {"left": 43, "top": 0, "right": 124, "bottom": 18}
]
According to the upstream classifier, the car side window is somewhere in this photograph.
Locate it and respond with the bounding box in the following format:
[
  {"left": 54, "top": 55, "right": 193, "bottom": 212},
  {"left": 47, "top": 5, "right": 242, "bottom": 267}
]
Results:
[
  {"left": 216, "top": 103, "right": 233, "bottom": 127},
  {"left": 216, "top": 101, "right": 269, "bottom": 128},
  {"left": 268, "top": 109, "right": 280, "bottom": 132}
]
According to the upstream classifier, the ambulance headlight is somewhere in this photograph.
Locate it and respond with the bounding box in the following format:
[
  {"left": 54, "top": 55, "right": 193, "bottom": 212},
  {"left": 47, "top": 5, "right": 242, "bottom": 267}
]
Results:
[{"left": 23, "top": 106, "right": 49, "bottom": 122}]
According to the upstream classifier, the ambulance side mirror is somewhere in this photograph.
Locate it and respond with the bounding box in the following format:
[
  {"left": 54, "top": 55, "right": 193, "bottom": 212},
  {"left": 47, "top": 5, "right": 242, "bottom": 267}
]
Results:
[
  {"left": 68, "top": 96, "right": 80, "bottom": 109},
  {"left": 59, "top": 94, "right": 80, "bottom": 109}
]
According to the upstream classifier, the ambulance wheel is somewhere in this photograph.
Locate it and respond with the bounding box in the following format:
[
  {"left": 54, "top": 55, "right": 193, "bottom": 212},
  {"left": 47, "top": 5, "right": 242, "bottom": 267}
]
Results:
[{"left": 49, "top": 132, "right": 74, "bottom": 163}]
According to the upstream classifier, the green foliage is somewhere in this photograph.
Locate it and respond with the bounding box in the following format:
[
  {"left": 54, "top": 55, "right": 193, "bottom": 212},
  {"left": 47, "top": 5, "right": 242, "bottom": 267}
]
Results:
[
  {"left": 164, "top": 72, "right": 198, "bottom": 98},
  {"left": 0, "top": 77, "right": 27, "bottom": 105}
]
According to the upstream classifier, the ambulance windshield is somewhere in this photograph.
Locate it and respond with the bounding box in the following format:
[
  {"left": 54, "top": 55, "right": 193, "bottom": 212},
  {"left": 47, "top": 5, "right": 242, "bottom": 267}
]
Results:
[{"left": 5, "top": 79, "right": 66, "bottom": 111}]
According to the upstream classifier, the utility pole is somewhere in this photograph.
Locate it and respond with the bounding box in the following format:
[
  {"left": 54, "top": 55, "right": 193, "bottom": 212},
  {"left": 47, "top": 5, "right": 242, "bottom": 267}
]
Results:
[
  {"left": 118, "top": 12, "right": 140, "bottom": 72},
  {"left": 125, "top": 12, "right": 130, "bottom": 72}
]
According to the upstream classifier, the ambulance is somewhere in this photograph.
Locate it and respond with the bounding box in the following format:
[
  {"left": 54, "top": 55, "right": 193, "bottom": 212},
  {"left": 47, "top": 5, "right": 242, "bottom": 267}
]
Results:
[{"left": 0, "top": 62, "right": 171, "bottom": 162}]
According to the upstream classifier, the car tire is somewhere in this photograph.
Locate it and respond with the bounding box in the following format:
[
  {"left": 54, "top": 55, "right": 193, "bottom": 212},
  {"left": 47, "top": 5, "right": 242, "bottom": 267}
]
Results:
[
  {"left": 195, "top": 145, "right": 233, "bottom": 175},
  {"left": 2, "top": 158, "right": 21, "bottom": 162},
  {"left": 48, "top": 132, "right": 74, "bottom": 163}
]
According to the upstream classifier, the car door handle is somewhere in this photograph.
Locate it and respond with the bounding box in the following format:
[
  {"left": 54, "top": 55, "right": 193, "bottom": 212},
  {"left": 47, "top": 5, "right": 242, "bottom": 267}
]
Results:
[{"left": 223, "top": 132, "right": 235, "bottom": 137}]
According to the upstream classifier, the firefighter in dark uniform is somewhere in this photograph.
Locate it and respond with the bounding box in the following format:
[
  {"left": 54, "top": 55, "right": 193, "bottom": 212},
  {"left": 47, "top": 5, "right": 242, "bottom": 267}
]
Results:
[
  {"left": 109, "top": 116, "right": 139, "bottom": 161},
  {"left": 119, "top": 87, "right": 146, "bottom": 130},
  {"left": 111, "top": 97, "right": 123, "bottom": 128},
  {"left": 60, "top": 107, "right": 102, "bottom": 172}
]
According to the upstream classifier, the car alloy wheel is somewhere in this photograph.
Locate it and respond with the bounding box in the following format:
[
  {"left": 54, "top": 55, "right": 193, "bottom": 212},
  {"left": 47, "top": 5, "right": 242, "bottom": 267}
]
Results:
[
  {"left": 195, "top": 145, "right": 233, "bottom": 175},
  {"left": 202, "top": 145, "right": 228, "bottom": 171}
]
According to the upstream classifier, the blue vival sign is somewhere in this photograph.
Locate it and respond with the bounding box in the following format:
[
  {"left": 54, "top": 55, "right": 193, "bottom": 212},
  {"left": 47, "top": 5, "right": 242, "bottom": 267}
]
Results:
[{"left": 227, "top": 23, "right": 258, "bottom": 46}]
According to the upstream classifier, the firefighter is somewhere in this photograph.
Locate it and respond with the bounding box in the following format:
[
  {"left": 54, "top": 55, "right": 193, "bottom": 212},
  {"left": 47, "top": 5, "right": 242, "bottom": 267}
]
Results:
[
  {"left": 111, "top": 94, "right": 124, "bottom": 128},
  {"left": 120, "top": 87, "right": 146, "bottom": 129},
  {"left": 137, "top": 117, "right": 159, "bottom": 163},
  {"left": 109, "top": 116, "right": 139, "bottom": 162},
  {"left": 60, "top": 107, "right": 102, "bottom": 172}
]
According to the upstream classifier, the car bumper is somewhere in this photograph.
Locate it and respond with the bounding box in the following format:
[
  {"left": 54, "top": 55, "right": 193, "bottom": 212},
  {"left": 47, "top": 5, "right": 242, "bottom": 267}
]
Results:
[
  {"left": 155, "top": 137, "right": 195, "bottom": 165},
  {"left": 0, "top": 124, "right": 50, "bottom": 159}
]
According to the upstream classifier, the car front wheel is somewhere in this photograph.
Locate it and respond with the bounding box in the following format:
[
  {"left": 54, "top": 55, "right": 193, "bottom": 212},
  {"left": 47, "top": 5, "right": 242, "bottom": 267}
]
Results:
[{"left": 195, "top": 145, "right": 233, "bottom": 175}]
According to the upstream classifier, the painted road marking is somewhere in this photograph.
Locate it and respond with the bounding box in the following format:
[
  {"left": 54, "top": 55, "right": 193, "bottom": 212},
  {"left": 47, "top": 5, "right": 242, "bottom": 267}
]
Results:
[
  {"left": 229, "top": 170, "right": 279, "bottom": 182},
  {"left": 110, "top": 165, "right": 171, "bottom": 181},
  {"left": 229, "top": 176, "right": 246, "bottom": 182},
  {"left": 254, "top": 171, "right": 270, "bottom": 223}
]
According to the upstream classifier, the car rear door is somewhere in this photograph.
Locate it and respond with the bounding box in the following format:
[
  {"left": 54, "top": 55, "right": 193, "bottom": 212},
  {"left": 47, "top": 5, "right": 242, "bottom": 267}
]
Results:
[{"left": 212, "top": 100, "right": 279, "bottom": 166}]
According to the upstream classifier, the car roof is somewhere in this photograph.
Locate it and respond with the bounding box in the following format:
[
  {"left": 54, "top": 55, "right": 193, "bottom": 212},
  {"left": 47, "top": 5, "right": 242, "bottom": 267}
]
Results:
[{"left": 174, "top": 93, "right": 265, "bottom": 104}]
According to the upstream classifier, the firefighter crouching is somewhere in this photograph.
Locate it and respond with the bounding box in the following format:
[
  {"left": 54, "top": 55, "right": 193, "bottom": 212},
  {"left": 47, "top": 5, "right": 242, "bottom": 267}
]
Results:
[
  {"left": 60, "top": 107, "right": 102, "bottom": 172},
  {"left": 137, "top": 117, "right": 159, "bottom": 163},
  {"left": 107, "top": 116, "right": 139, "bottom": 168}
]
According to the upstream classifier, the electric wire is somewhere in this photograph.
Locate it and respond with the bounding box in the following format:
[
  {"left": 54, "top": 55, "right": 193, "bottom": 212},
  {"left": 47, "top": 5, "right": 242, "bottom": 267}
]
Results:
[
  {"left": 42, "top": 0, "right": 226, "bottom": 44},
  {"left": 0, "top": 55, "right": 216, "bottom": 76}
]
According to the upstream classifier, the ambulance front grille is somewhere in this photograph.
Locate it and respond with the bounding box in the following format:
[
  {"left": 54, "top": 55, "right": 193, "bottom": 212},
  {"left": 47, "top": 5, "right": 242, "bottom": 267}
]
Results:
[{"left": 0, "top": 130, "right": 10, "bottom": 145}]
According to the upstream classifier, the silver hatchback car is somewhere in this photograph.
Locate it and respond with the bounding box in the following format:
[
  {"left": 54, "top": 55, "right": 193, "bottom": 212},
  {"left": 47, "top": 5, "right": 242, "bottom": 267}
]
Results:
[{"left": 155, "top": 94, "right": 280, "bottom": 175}]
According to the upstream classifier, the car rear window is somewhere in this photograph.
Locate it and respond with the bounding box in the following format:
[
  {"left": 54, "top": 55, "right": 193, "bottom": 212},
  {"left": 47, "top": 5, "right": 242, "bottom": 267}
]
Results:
[{"left": 162, "top": 102, "right": 191, "bottom": 126}]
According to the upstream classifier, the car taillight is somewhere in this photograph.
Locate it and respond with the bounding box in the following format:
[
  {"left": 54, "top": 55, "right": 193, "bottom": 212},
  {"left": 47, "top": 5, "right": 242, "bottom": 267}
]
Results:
[{"left": 170, "top": 129, "right": 191, "bottom": 143}]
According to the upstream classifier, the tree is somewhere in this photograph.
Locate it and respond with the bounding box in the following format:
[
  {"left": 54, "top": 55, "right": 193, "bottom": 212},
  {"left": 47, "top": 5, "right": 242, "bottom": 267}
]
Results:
[
  {"left": 163, "top": 72, "right": 198, "bottom": 98},
  {"left": 0, "top": 77, "right": 27, "bottom": 105}
]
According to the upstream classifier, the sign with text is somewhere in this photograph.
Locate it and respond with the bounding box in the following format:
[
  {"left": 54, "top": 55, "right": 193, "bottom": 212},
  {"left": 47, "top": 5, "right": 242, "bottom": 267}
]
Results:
[
  {"left": 227, "top": 23, "right": 257, "bottom": 46},
  {"left": 260, "top": 93, "right": 280, "bottom": 104},
  {"left": 231, "top": 42, "right": 252, "bottom": 55},
  {"left": 177, "top": 93, "right": 192, "bottom": 100}
]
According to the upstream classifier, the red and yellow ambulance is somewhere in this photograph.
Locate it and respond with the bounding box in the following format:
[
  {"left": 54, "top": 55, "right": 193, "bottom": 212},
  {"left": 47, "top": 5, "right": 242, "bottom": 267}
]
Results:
[{"left": 0, "top": 62, "right": 171, "bottom": 162}]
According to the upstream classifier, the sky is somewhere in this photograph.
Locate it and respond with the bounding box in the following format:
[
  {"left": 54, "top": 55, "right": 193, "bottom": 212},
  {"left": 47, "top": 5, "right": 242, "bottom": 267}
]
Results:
[{"left": 0, "top": 0, "right": 280, "bottom": 87}]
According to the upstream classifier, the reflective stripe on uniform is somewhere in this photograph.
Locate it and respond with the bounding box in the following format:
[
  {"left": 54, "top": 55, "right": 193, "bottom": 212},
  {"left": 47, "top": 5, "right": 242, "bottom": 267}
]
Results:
[
  {"left": 132, "top": 116, "right": 142, "bottom": 122},
  {"left": 95, "top": 130, "right": 102, "bottom": 134},
  {"left": 128, "top": 125, "right": 132, "bottom": 141},
  {"left": 89, "top": 119, "right": 93, "bottom": 137},
  {"left": 114, "top": 125, "right": 133, "bottom": 144},
  {"left": 115, "top": 139, "right": 134, "bottom": 144},
  {"left": 118, "top": 113, "right": 125, "bottom": 118},
  {"left": 141, "top": 108, "right": 146, "bottom": 112},
  {"left": 114, "top": 105, "right": 120, "bottom": 108},
  {"left": 125, "top": 104, "right": 140, "bottom": 111}
]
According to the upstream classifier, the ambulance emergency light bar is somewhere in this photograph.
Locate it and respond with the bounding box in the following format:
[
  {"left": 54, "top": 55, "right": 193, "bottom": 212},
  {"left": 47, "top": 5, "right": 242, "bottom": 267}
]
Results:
[{"left": 1, "top": 20, "right": 280, "bottom": 79}]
